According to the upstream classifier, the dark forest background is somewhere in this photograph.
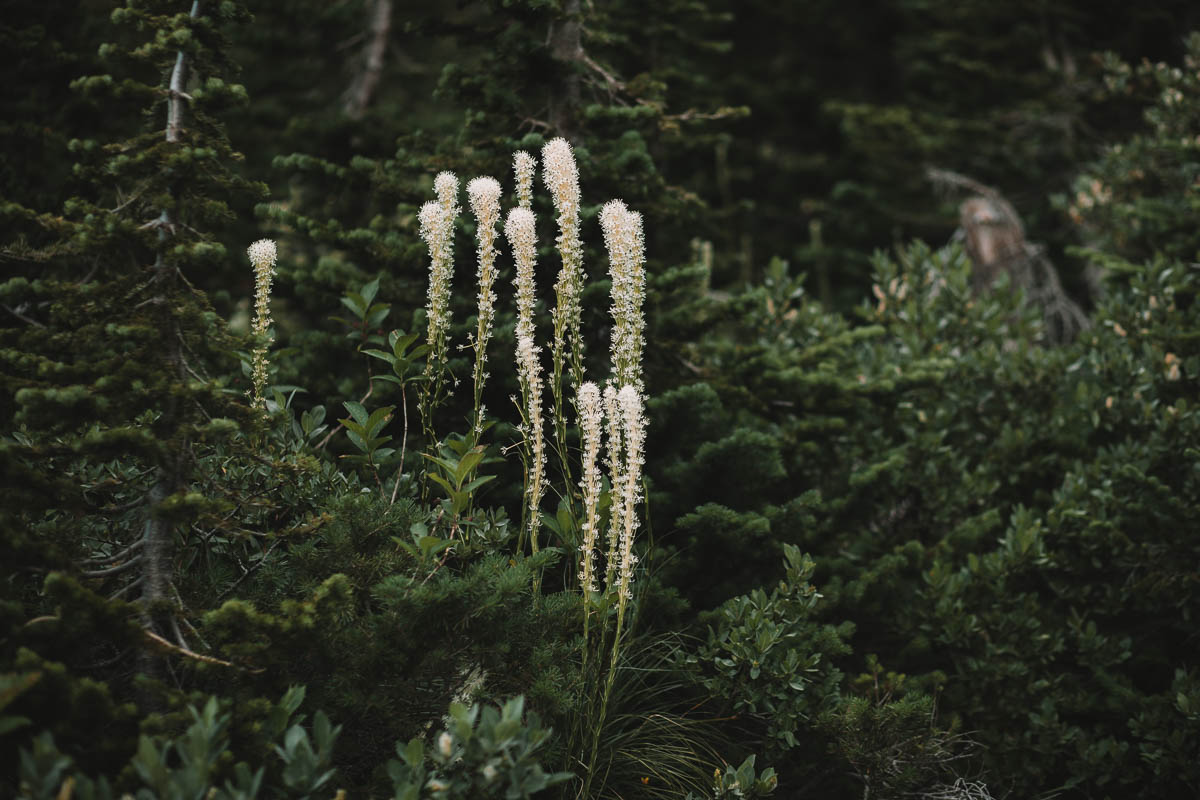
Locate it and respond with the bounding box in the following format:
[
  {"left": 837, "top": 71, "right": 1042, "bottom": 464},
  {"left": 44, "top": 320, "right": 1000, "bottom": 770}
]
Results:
[{"left": 3, "top": 2, "right": 1200, "bottom": 799}]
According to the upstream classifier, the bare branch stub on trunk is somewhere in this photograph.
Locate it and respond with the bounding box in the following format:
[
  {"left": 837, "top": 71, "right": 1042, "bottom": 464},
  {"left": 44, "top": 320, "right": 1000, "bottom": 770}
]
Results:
[{"left": 930, "top": 167, "right": 1090, "bottom": 344}]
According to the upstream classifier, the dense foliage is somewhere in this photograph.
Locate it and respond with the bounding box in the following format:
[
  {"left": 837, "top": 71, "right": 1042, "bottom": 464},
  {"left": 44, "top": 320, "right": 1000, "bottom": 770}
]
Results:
[{"left": 3, "top": 2, "right": 1198, "bottom": 799}]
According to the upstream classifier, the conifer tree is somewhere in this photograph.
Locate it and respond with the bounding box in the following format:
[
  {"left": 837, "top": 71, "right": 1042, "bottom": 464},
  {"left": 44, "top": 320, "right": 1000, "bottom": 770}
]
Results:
[{"left": 1, "top": 0, "right": 264, "bottom": 722}]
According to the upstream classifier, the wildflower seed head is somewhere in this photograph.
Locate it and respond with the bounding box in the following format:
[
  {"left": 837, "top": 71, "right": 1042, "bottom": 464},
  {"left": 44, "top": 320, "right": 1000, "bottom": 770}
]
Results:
[
  {"left": 513, "top": 150, "right": 537, "bottom": 210},
  {"left": 437, "top": 731, "right": 453, "bottom": 758}
]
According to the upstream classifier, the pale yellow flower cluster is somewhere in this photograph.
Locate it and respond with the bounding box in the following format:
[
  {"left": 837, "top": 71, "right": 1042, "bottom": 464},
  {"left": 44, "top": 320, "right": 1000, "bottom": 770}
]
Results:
[
  {"left": 419, "top": 184, "right": 457, "bottom": 367},
  {"left": 468, "top": 177, "right": 502, "bottom": 434},
  {"left": 504, "top": 207, "right": 538, "bottom": 348},
  {"left": 602, "top": 384, "right": 624, "bottom": 590},
  {"left": 246, "top": 238, "right": 277, "bottom": 410},
  {"left": 404, "top": 145, "right": 648, "bottom": 611},
  {"left": 516, "top": 335, "right": 547, "bottom": 554},
  {"left": 613, "top": 385, "right": 646, "bottom": 601},
  {"left": 576, "top": 381, "right": 604, "bottom": 596},
  {"left": 542, "top": 138, "right": 586, "bottom": 390},
  {"left": 600, "top": 200, "right": 646, "bottom": 392}
]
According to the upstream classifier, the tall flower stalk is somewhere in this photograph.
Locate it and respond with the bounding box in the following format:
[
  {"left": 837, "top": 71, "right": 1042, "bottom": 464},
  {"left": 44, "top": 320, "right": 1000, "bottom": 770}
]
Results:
[
  {"left": 600, "top": 200, "right": 647, "bottom": 393},
  {"left": 582, "top": 382, "right": 648, "bottom": 800},
  {"left": 417, "top": 171, "right": 459, "bottom": 456},
  {"left": 576, "top": 380, "right": 604, "bottom": 686},
  {"left": 577, "top": 382, "right": 603, "bottom": 599},
  {"left": 516, "top": 335, "right": 547, "bottom": 562},
  {"left": 505, "top": 206, "right": 541, "bottom": 551},
  {"left": 513, "top": 150, "right": 536, "bottom": 210},
  {"left": 466, "top": 176, "right": 501, "bottom": 443},
  {"left": 247, "top": 238, "right": 277, "bottom": 412},
  {"left": 541, "top": 138, "right": 585, "bottom": 493},
  {"left": 601, "top": 383, "right": 625, "bottom": 592}
]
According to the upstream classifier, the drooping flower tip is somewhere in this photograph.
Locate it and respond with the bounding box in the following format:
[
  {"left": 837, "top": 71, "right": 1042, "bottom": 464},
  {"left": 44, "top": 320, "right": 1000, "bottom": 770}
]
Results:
[
  {"left": 467, "top": 176, "right": 502, "bottom": 212},
  {"left": 247, "top": 239, "right": 277, "bottom": 271}
]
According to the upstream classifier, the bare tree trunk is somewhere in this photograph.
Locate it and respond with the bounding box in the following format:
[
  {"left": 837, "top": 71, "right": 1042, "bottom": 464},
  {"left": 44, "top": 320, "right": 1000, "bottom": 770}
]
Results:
[
  {"left": 343, "top": 0, "right": 393, "bottom": 120},
  {"left": 137, "top": 0, "right": 199, "bottom": 708},
  {"left": 547, "top": 0, "right": 583, "bottom": 136}
]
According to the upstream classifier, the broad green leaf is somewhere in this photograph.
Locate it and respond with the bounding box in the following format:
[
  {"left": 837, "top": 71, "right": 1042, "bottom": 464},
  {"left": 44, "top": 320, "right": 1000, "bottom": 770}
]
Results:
[
  {"left": 342, "top": 401, "right": 368, "bottom": 426},
  {"left": 360, "top": 277, "right": 380, "bottom": 306}
]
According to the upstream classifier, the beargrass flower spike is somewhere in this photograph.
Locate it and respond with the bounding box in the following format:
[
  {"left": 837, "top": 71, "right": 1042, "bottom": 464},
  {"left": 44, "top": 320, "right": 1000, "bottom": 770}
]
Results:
[
  {"left": 434, "top": 171, "right": 460, "bottom": 218},
  {"left": 513, "top": 151, "right": 536, "bottom": 210},
  {"left": 467, "top": 176, "right": 502, "bottom": 440},
  {"left": 615, "top": 384, "right": 646, "bottom": 602},
  {"left": 577, "top": 381, "right": 604, "bottom": 597},
  {"left": 542, "top": 138, "right": 586, "bottom": 498},
  {"left": 516, "top": 335, "right": 547, "bottom": 559},
  {"left": 602, "top": 383, "right": 624, "bottom": 592},
  {"left": 417, "top": 173, "right": 459, "bottom": 453},
  {"left": 505, "top": 207, "right": 538, "bottom": 360},
  {"left": 418, "top": 200, "right": 455, "bottom": 371},
  {"left": 541, "top": 138, "right": 586, "bottom": 387},
  {"left": 600, "top": 200, "right": 647, "bottom": 393},
  {"left": 247, "top": 238, "right": 277, "bottom": 411}
]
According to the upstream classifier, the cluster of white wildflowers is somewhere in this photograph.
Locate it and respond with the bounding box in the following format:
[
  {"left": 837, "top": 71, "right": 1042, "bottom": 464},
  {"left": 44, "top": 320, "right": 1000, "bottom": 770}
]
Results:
[
  {"left": 246, "top": 238, "right": 277, "bottom": 411},
  {"left": 513, "top": 151, "right": 536, "bottom": 210},
  {"left": 600, "top": 200, "right": 646, "bottom": 392},
  {"left": 613, "top": 385, "right": 646, "bottom": 602},
  {"left": 505, "top": 207, "right": 539, "bottom": 351},
  {"left": 516, "top": 335, "right": 547, "bottom": 554},
  {"left": 580, "top": 379, "right": 646, "bottom": 614},
  {"left": 576, "top": 381, "right": 604, "bottom": 597},
  {"left": 467, "top": 176, "right": 502, "bottom": 436},
  {"left": 602, "top": 383, "right": 625, "bottom": 591},
  {"left": 419, "top": 173, "right": 459, "bottom": 369},
  {"left": 542, "top": 138, "right": 587, "bottom": 391},
  {"left": 403, "top": 147, "right": 649, "bottom": 613}
]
